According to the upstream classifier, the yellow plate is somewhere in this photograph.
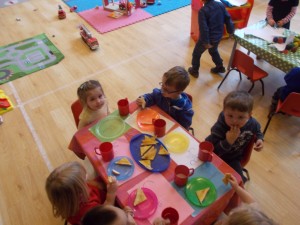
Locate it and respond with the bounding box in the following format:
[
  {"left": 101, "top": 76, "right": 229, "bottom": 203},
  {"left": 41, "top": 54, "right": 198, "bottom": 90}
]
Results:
[{"left": 163, "top": 131, "right": 189, "bottom": 153}]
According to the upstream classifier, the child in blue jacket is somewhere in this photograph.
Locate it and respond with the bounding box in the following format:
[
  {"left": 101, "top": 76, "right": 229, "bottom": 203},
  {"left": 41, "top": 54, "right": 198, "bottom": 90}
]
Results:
[{"left": 136, "top": 66, "right": 194, "bottom": 130}]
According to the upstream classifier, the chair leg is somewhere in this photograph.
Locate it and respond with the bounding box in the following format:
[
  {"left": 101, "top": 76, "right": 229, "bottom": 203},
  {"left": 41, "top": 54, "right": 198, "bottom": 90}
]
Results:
[
  {"left": 189, "top": 127, "right": 195, "bottom": 136},
  {"left": 248, "top": 82, "right": 255, "bottom": 93},
  {"left": 263, "top": 113, "right": 275, "bottom": 135},
  {"left": 238, "top": 71, "right": 242, "bottom": 80},
  {"left": 259, "top": 79, "right": 265, "bottom": 96},
  {"left": 242, "top": 168, "right": 250, "bottom": 181},
  {"left": 217, "top": 70, "right": 232, "bottom": 90}
]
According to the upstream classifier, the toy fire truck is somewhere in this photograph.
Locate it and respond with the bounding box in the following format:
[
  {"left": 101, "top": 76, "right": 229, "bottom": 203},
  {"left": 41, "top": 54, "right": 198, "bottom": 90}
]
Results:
[
  {"left": 58, "top": 5, "right": 66, "bottom": 19},
  {"left": 79, "top": 24, "right": 99, "bottom": 50}
]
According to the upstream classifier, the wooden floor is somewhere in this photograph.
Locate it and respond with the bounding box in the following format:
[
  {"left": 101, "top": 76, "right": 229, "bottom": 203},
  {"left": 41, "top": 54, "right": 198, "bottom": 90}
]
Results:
[{"left": 0, "top": 0, "right": 299, "bottom": 224}]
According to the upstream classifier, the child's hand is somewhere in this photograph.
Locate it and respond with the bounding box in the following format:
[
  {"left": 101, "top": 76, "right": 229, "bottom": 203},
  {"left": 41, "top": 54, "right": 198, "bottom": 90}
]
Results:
[
  {"left": 152, "top": 217, "right": 170, "bottom": 225},
  {"left": 124, "top": 206, "right": 136, "bottom": 225},
  {"left": 204, "top": 44, "right": 213, "bottom": 49},
  {"left": 254, "top": 139, "right": 263, "bottom": 151},
  {"left": 226, "top": 126, "right": 240, "bottom": 145},
  {"left": 107, "top": 176, "right": 118, "bottom": 194},
  {"left": 136, "top": 96, "right": 146, "bottom": 109},
  {"left": 277, "top": 20, "right": 284, "bottom": 27},
  {"left": 268, "top": 19, "right": 275, "bottom": 27},
  {"left": 228, "top": 174, "right": 239, "bottom": 190}
]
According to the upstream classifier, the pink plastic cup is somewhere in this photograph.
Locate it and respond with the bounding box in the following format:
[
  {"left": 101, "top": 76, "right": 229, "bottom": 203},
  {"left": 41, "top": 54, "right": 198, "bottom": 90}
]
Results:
[
  {"left": 118, "top": 98, "right": 129, "bottom": 117},
  {"left": 198, "top": 141, "right": 214, "bottom": 162},
  {"left": 94, "top": 142, "right": 114, "bottom": 162},
  {"left": 174, "top": 165, "right": 194, "bottom": 187},
  {"left": 161, "top": 207, "right": 179, "bottom": 225}
]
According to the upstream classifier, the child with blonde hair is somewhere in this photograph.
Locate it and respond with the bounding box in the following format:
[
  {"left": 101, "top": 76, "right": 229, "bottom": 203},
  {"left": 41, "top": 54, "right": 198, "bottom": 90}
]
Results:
[
  {"left": 45, "top": 161, "right": 117, "bottom": 225},
  {"left": 77, "top": 80, "right": 109, "bottom": 129}
]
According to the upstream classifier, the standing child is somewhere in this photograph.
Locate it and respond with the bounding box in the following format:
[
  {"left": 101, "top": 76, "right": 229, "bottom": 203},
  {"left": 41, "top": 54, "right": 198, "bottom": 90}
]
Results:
[
  {"left": 136, "top": 66, "right": 194, "bottom": 130},
  {"left": 188, "top": 0, "right": 234, "bottom": 78},
  {"left": 45, "top": 161, "right": 117, "bottom": 225},
  {"left": 266, "top": 0, "right": 298, "bottom": 29},
  {"left": 77, "top": 80, "right": 109, "bottom": 129},
  {"left": 205, "top": 91, "right": 264, "bottom": 183}
]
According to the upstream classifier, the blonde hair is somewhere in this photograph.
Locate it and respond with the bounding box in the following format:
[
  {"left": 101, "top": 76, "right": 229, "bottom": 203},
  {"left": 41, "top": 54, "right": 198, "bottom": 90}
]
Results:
[
  {"left": 45, "top": 161, "right": 89, "bottom": 219},
  {"left": 223, "top": 205, "right": 278, "bottom": 225},
  {"left": 223, "top": 91, "right": 254, "bottom": 113},
  {"left": 163, "top": 66, "right": 190, "bottom": 91},
  {"left": 77, "top": 80, "right": 105, "bottom": 106}
]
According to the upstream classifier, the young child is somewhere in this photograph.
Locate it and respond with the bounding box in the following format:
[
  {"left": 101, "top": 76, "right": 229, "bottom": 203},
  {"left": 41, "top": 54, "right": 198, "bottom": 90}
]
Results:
[
  {"left": 45, "top": 161, "right": 117, "bottom": 225},
  {"left": 269, "top": 67, "right": 300, "bottom": 117},
  {"left": 77, "top": 80, "right": 109, "bottom": 129},
  {"left": 205, "top": 91, "right": 264, "bottom": 183},
  {"left": 81, "top": 204, "right": 170, "bottom": 225},
  {"left": 188, "top": 0, "right": 234, "bottom": 78},
  {"left": 214, "top": 174, "right": 278, "bottom": 225},
  {"left": 136, "top": 66, "right": 194, "bottom": 130},
  {"left": 266, "top": 0, "right": 298, "bottom": 29}
]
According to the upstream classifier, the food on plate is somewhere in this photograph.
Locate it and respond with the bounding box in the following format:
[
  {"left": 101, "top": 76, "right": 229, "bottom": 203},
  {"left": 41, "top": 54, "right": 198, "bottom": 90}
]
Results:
[
  {"left": 139, "top": 159, "right": 153, "bottom": 170},
  {"left": 141, "top": 135, "right": 158, "bottom": 146},
  {"left": 108, "top": 176, "right": 114, "bottom": 183},
  {"left": 196, "top": 187, "right": 210, "bottom": 204},
  {"left": 222, "top": 173, "right": 231, "bottom": 185},
  {"left": 115, "top": 157, "right": 132, "bottom": 166},
  {"left": 141, "top": 145, "right": 157, "bottom": 160},
  {"left": 140, "top": 145, "right": 152, "bottom": 156},
  {"left": 112, "top": 169, "right": 120, "bottom": 175},
  {"left": 158, "top": 145, "right": 169, "bottom": 155},
  {"left": 134, "top": 188, "right": 147, "bottom": 206}
]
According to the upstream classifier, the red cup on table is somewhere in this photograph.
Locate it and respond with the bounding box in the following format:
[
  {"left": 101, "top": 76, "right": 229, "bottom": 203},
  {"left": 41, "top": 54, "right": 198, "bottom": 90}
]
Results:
[
  {"left": 94, "top": 142, "right": 114, "bottom": 162},
  {"left": 161, "top": 207, "right": 179, "bottom": 225},
  {"left": 153, "top": 118, "right": 166, "bottom": 138},
  {"left": 198, "top": 141, "right": 214, "bottom": 162},
  {"left": 118, "top": 98, "right": 129, "bottom": 117},
  {"left": 174, "top": 165, "right": 194, "bottom": 187}
]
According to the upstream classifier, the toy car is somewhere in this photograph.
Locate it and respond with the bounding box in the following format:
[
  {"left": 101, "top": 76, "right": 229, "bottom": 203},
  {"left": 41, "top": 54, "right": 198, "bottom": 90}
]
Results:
[{"left": 79, "top": 24, "right": 99, "bottom": 50}]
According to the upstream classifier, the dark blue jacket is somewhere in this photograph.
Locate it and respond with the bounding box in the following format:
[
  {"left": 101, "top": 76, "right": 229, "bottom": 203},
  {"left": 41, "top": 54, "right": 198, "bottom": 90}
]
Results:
[
  {"left": 281, "top": 67, "right": 300, "bottom": 101},
  {"left": 199, "top": 0, "right": 234, "bottom": 44},
  {"left": 142, "top": 88, "right": 194, "bottom": 130}
]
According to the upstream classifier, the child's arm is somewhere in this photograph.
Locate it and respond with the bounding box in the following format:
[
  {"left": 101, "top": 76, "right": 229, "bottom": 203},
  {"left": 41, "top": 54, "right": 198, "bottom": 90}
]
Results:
[
  {"left": 266, "top": 4, "right": 276, "bottom": 26},
  {"left": 136, "top": 96, "right": 146, "bottom": 109},
  {"left": 104, "top": 176, "right": 118, "bottom": 205},
  {"left": 152, "top": 217, "right": 170, "bottom": 225},
  {"left": 254, "top": 139, "right": 263, "bottom": 151},
  {"left": 229, "top": 174, "right": 256, "bottom": 204},
  {"left": 226, "top": 126, "right": 241, "bottom": 145},
  {"left": 278, "top": 6, "right": 298, "bottom": 27}
]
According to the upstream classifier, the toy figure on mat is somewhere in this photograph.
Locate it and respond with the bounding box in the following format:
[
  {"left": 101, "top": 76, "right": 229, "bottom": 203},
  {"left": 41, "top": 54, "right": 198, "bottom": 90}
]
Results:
[
  {"left": 206, "top": 91, "right": 264, "bottom": 183},
  {"left": 136, "top": 66, "right": 194, "bottom": 130},
  {"left": 268, "top": 67, "right": 300, "bottom": 117},
  {"left": 188, "top": 0, "right": 234, "bottom": 78},
  {"left": 214, "top": 174, "right": 278, "bottom": 225},
  {"left": 266, "top": 0, "right": 299, "bottom": 29},
  {"left": 77, "top": 80, "right": 109, "bottom": 129},
  {"left": 46, "top": 161, "right": 118, "bottom": 225}
]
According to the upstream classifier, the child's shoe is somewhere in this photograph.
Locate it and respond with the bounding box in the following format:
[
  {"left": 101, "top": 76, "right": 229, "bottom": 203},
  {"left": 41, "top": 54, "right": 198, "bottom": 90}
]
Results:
[
  {"left": 188, "top": 67, "right": 199, "bottom": 78},
  {"left": 210, "top": 66, "right": 226, "bottom": 74}
]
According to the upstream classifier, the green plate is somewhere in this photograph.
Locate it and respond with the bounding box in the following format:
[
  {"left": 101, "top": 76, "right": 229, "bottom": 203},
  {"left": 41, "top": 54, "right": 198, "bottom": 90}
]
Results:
[
  {"left": 185, "top": 177, "right": 217, "bottom": 207},
  {"left": 94, "top": 116, "right": 125, "bottom": 139}
]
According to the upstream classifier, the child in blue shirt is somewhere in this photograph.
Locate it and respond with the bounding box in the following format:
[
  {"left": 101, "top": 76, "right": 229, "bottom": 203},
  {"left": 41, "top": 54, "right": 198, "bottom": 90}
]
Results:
[{"left": 136, "top": 66, "right": 194, "bottom": 130}]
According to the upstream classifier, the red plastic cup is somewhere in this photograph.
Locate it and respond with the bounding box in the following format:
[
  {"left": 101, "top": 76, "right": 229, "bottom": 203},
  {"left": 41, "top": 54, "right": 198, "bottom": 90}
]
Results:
[
  {"left": 161, "top": 207, "right": 179, "bottom": 225},
  {"left": 198, "top": 141, "right": 214, "bottom": 162},
  {"left": 118, "top": 98, "right": 129, "bottom": 117},
  {"left": 94, "top": 142, "right": 114, "bottom": 162},
  {"left": 153, "top": 118, "right": 166, "bottom": 138},
  {"left": 174, "top": 165, "right": 194, "bottom": 187}
]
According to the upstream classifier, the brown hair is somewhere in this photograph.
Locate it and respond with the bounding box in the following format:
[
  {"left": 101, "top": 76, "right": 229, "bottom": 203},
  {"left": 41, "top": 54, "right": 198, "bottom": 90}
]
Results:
[
  {"left": 163, "top": 66, "right": 190, "bottom": 91},
  {"left": 45, "top": 162, "right": 89, "bottom": 219},
  {"left": 223, "top": 205, "right": 278, "bottom": 225},
  {"left": 223, "top": 91, "right": 253, "bottom": 113},
  {"left": 77, "top": 80, "right": 105, "bottom": 105},
  {"left": 82, "top": 205, "right": 118, "bottom": 225}
]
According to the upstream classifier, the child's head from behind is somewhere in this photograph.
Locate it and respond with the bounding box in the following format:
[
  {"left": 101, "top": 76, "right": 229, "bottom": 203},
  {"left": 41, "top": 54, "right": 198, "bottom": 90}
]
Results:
[
  {"left": 77, "top": 80, "right": 106, "bottom": 111},
  {"left": 221, "top": 205, "right": 278, "bottom": 225},
  {"left": 82, "top": 205, "right": 136, "bottom": 225},
  {"left": 45, "top": 161, "right": 88, "bottom": 219},
  {"left": 160, "top": 66, "right": 190, "bottom": 99},
  {"left": 223, "top": 91, "right": 253, "bottom": 129}
]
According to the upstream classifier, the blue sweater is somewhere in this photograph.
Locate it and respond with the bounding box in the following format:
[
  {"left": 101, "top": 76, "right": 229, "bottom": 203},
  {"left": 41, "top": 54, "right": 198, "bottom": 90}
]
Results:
[
  {"left": 199, "top": 0, "right": 234, "bottom": 44},
  {"left": 142, "top": 88, "right": 194, "bottom": 130},
  {"left": 281, "top": 67, "right": 300, "bottom": 101}
]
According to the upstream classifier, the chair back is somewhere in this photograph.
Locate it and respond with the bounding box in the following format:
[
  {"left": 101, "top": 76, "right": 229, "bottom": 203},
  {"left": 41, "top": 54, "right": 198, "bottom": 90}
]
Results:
[
  {"left": 71, "top": 99, "right": 83, "bottom": 128},
  {"left": 232, "top": 49, "right": 254, "bottom": 77},
  {"left": 240, "top": 135, "right": 256, "bottom": 167},
  {"left": 276, "top": 92, "right": 300, "bottom": 117}
]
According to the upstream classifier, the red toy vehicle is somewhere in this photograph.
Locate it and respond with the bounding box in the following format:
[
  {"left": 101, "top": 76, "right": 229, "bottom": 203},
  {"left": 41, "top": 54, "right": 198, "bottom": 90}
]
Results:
[
  {"left": 58, "top": 5, "right": 66, "bottom": 19},
  {"left": 79, "top": 24, "right": 99, "bottom": 50}
]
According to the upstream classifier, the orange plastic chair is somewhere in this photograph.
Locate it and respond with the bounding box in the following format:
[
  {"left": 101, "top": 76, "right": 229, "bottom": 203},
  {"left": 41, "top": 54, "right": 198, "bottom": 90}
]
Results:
[
  {"left": 71, "top": 99, "right": 83, "bottom": 128},
  {"left": 217, "top": 49, "right": 268, "bottom": 95},
  {"left": 263, "top": 92, "right": 300, "bottom": 135},
  {"left": 185, "top": 93, "right": 195, "bottom": 136},
  {"left": 240, "top": 135, "right": 256, "bottom": 181}
]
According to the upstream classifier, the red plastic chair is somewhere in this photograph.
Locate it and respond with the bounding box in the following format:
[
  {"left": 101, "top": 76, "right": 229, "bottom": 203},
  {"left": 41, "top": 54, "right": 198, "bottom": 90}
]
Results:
[
  {"left": 263, "top": 92, "right": 300, "bottom": 135},
  {"left": 71, "top": 99, "right": 83, "bottom": 128},
  {"left": 185, "top": 93, "right": 195, "bottom": 136},
  {"left": 218, "top": 49, "right": 268, "bottom": 95},
  {"left": 241, "top": 135, "right": 256, "bottom": 181}
]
